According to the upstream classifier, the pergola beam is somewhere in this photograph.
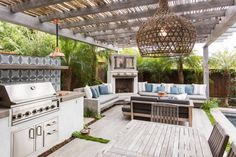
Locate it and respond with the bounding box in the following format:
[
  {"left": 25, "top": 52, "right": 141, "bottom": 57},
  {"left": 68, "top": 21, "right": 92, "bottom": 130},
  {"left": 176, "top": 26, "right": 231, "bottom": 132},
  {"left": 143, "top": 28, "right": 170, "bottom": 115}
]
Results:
[
  {"left": 39, "top": 0, "right": 158, "bottom": 22},
  {"left": 88, "top": 20, "right": 218, "bottom": 37},
  {"left": 40, "top": 0, "right": 232, "bottom": 23},
  {"left": 11, "top": 0, "right": 72, "bottom": 12},
  {"left": 205, "top": 6, "right": 236, "bottom": 46},
  {"left": 95, "top": 28, "right": 212, "bottom": 41},
  {"left": 0, "top": 5, "right": 117, "bottom": 51},
  {"left": 61, "top": 9, "right": 225, "bottom": 29}
]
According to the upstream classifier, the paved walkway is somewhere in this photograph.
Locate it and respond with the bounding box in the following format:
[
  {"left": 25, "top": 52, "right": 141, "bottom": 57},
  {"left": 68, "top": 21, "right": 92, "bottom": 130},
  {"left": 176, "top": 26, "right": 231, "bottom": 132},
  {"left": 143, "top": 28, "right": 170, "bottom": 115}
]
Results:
[{"left": 49, "top": 105, "right": 212, "bottom": 157}]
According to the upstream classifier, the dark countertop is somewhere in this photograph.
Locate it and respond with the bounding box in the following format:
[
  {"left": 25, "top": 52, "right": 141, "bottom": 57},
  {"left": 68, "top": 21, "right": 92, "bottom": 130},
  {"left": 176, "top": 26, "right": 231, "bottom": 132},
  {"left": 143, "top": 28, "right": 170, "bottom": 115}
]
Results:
[
  {"left": 0, "top": 107, "right": 9, "bottom": 119},
  {"left": 57, "top": 91, "right": 85, "bottom": 103}
]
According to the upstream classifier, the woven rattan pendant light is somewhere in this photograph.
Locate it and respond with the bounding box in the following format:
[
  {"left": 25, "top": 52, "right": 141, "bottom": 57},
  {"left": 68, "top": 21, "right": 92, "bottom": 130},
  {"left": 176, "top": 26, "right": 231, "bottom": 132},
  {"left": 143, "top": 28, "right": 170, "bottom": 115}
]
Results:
[{"left": 136, "top": 0, "right": 197, "bottom": 57}]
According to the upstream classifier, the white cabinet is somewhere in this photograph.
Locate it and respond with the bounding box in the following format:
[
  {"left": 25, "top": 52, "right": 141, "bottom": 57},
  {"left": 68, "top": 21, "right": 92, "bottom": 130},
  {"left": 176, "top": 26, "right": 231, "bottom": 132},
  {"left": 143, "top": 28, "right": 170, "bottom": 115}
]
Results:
[
  {"left": 59, "top": 97, "right": 84, "bottom": 142},
  {"left": 0, "top": 117, "right": 10, "bottom": 157},
  {"left": 13, "top": 127, "right": 35, "bottom": 157},
  {"left": 12, "top": 117, "right": 58, "bottom": 157}
]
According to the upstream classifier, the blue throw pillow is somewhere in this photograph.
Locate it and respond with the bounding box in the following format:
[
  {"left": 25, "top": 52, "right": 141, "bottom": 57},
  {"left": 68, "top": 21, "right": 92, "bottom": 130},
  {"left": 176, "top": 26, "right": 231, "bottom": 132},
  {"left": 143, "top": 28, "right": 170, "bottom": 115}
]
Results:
[
  {"left": 156, "top": 85, "right": 165, "bottom": 92},
  {"left": 90, "top": 87, "right": 98, "bottom": 98},
  {"left": 178, "top": 87, "right": 184, "bottom": 94},
  {"left": 170, "top": 86, "right": 179, "bottom": 94},
  {"left": 185, "top": 85, "right": 194, "bottom": 95},
  {"left": 94, "top": 86, "right": 100, "bottom": 97},
  {"left": 99, "top": 85, "right": 109, "bottom": 95},
  {"left": 145, "top": 83, "right": 153, "bottom": 92}
]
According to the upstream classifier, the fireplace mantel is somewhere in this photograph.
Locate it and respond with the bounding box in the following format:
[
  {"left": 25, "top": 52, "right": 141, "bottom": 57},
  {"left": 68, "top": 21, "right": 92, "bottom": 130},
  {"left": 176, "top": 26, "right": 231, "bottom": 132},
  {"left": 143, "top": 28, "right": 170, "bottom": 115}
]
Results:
[{"left": 107, "top": 54, "right": 138, "bottom": 95}]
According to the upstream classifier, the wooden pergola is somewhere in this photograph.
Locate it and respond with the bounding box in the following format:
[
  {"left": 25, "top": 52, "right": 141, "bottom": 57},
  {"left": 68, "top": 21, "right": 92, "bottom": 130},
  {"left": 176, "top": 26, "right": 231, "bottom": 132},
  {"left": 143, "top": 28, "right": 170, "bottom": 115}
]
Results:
[{"left": 0, "top": 0, "right": 236, "bottom": 97}]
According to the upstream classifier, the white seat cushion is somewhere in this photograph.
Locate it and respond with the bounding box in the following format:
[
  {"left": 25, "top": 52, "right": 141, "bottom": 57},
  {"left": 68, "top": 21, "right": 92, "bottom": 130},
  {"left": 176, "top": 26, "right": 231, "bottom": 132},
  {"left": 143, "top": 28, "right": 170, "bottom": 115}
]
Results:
[
  {"left": 84, "top": 85, "right": 92, "bottom": 98},
  {"left": 98, "top": 94, "right": 119, "bottom": 104}
]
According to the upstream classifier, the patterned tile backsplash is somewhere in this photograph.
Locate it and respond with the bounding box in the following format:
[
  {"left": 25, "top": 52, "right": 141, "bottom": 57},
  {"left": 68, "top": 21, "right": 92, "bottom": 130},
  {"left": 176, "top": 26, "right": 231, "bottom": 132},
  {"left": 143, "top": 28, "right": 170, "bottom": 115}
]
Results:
[{"left": 0, "top": 54, "right": 61, "bottom": 91}]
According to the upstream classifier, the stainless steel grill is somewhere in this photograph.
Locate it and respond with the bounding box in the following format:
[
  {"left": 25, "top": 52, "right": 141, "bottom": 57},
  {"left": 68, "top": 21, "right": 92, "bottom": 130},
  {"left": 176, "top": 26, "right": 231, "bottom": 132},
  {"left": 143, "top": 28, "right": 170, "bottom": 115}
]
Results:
[{"left": 0, "top": 82, "right": 59, "bottom": 126}]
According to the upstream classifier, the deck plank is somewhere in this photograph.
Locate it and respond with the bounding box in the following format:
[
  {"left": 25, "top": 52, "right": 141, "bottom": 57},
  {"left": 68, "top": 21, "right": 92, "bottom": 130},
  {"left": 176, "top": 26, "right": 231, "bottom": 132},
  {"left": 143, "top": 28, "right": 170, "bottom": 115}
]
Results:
[
  {"left": 48, "top": 106, "right": 213, "bottom": 157},
  {"left": 102, "top": 120, "right": 212, "bottom": 157}
]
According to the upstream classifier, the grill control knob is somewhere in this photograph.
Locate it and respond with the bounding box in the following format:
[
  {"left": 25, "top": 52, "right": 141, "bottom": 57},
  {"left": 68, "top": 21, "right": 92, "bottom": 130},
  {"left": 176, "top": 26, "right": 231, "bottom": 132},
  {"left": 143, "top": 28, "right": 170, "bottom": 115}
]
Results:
[
  {"left": 51, "top": 105, "right": 56, "bottom": 109},
  {"left": 12, "top": 115, "right": 16, "bottom": 120},
  {"left": 17, "top": 113, "right": 22, "bottom": 119},
  {"left": 32, "top": 109, "right": 37, "bottom": 114},
  {"left": 38, "top": 108, "right": 44, "bottom": 112},
  {"left": 45, "top": 106, "right": 50, "bottom": 111},
  {"left": 25, "top": 111, "right": 31, "bottom": 116}
]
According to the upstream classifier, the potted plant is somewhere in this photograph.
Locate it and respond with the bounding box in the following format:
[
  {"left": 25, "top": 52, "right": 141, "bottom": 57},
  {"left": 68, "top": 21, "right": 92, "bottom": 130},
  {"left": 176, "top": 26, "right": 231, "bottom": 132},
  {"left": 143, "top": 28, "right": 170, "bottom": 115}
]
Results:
[{"left": 80, "top": 125, "right": 91, "bottom": 135}]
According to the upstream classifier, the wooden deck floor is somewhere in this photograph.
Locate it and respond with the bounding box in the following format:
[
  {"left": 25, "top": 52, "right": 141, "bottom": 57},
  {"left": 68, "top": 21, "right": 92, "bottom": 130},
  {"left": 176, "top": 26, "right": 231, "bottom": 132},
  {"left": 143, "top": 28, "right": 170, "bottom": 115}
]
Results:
[{"left": 49, "top": 105, "right": 212, "bottom": 157}]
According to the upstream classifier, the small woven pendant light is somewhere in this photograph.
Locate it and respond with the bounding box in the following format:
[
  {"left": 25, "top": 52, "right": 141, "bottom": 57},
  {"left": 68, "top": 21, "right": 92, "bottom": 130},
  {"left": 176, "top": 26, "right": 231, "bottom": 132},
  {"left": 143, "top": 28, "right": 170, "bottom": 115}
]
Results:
[{"left": 136, "top": 0, "right": 197, "bottom": 57}]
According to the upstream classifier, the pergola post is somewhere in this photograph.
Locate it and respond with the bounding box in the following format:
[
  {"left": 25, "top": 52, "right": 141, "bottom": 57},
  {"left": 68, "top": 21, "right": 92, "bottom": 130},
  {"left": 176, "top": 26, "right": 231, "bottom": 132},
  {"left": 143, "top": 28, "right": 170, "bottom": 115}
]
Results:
[{"left": 203, "top": 46, "right": 210, "bottom": 99}]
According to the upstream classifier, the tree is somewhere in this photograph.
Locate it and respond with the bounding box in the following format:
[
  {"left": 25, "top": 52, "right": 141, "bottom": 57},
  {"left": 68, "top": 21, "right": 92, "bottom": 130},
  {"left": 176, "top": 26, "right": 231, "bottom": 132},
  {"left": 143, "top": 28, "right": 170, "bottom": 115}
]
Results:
[
  {"left": 209, "top": 50, "right": 236, "bottom": 106},
  {"left": 163, "top": 53, "right": 202, "bottom": 83}
]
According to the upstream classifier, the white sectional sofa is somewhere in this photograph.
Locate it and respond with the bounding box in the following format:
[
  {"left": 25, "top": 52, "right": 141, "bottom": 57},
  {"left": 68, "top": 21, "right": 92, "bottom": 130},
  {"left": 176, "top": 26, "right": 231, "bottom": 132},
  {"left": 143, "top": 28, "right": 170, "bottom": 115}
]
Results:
[
  {"left": 138, "top": 82, "right": 207, "bottom": 104},
  {"left": 74, "top": 83, "right": 119, "bottom": 115}
]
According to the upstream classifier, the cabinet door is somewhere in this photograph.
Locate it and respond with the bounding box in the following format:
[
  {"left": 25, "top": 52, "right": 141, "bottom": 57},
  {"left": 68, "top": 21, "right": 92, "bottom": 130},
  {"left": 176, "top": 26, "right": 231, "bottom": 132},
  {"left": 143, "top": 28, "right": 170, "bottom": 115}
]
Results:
[
  {"left": 13, "top": 127, "right": 35, "bottom": 157},
  {"left": 35, "top": 123, "right": 44, "bottom": 151}
]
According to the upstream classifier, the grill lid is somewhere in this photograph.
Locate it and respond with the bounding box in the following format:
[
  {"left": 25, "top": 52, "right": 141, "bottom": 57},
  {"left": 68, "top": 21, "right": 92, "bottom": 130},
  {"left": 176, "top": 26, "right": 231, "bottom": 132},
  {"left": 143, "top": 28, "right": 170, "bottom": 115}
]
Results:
[{"left": 0, "top": 82, "right": 56, "bottom": 107}]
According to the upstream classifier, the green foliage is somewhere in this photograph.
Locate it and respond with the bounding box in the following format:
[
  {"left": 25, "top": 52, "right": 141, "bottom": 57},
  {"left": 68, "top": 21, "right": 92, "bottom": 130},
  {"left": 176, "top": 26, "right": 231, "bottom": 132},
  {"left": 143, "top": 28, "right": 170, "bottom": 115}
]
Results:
[
  {"left": 209, "top": 50, "right": 236, "bottom": 72},
  {"left": 204, "top": 109, "right": 216, "bottom": 125},
  {"left": 72, "top": 132, "right": 110, "bottom": 144},
  {"left": 84, "top": 108, "right": 97, "bottom": 118},
  {"left": 202, "top": 98, "right": 218, "bottom": 125},
  {"left": 84, "top": 107, "right": 104, "bottom": 120},
  {"left": 0, "top": 22, "right": 54, "bottom": 56},
  {"left": 202, "top": 98, "right": 219, "bottom": 111}
]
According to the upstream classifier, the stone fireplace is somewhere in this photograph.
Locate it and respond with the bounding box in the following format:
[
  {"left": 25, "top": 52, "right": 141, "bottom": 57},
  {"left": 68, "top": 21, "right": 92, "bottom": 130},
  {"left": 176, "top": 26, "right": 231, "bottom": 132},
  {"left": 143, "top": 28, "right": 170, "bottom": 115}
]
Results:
[{"left": 107, "top": 54, "right": 138, "bottom": 95}]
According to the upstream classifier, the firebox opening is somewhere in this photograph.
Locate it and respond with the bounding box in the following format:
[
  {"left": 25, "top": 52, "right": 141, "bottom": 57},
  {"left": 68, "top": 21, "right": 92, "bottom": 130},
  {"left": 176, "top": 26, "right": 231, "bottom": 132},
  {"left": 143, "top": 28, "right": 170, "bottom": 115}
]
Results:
[{"left": 115, "top": 78, "right": 134, "bottom": 93}]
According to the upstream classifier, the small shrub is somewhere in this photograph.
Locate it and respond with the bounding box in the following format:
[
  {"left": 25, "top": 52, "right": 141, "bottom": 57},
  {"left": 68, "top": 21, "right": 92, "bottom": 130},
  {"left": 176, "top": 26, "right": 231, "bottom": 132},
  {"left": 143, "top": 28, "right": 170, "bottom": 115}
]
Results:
[
  {"left": 202, "top": 98, "right": 219, "bottom": 111},
  {"left": 84, "top": 107, "right": 104, "bottom": 120},
  {"left": 84, "top": 108, "right": 96, "bottom": 118}
]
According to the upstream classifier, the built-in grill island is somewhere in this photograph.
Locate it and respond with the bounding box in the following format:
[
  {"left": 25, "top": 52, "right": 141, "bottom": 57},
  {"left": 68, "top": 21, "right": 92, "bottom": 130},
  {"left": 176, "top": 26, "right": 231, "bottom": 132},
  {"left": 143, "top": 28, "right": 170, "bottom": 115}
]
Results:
[
  {"left": 0, "top": 55, "right": 84, "bottom": 157},
  {"left": 0, "top": 82, "right": 61, "bottom": 157}
]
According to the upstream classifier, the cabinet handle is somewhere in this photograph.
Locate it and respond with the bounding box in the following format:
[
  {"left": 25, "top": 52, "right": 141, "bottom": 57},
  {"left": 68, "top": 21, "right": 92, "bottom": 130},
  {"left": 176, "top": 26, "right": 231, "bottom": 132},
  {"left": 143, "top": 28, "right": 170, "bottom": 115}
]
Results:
[
  {"left": 29, "top": 128, "right": 35, "bottom": 139},
  {"left": 46, "top": 121, "right": 56, "bottom": 127},
  {"left": 36, "top": 126, "right": 42, "bottom": 136},
  {"left": 47, "top": 129, "right": 57, "bottom": 135}
]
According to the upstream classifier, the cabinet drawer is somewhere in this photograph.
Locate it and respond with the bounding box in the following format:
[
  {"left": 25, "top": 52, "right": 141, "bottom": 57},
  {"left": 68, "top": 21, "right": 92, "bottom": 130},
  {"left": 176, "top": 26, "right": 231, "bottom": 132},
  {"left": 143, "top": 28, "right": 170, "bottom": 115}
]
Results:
[
  {"left": 44, "top": 118, "right": 58, "bottom": 131},
  {"left": 44, "top": 128, "right": 58, "bottom": 147}
]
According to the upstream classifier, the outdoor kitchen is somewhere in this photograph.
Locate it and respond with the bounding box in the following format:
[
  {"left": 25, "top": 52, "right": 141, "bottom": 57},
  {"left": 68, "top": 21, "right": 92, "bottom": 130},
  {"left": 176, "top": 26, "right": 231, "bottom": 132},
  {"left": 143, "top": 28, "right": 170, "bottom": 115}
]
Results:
[{"left": 0, "top": 54, "right": 84, "bottom": 157}]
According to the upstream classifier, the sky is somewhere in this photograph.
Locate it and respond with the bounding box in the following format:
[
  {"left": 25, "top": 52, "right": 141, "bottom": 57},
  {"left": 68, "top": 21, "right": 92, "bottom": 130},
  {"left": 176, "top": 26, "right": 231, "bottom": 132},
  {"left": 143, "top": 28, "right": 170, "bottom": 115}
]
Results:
[{"left": 193, "top": 32, "right": 236, "bottom": 57}]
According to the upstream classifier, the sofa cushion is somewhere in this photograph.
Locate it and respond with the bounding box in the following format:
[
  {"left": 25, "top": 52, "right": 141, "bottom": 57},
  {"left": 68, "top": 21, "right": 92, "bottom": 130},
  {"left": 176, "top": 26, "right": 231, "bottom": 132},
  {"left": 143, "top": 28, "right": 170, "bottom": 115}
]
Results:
[
  {"left": 157, "top": 84, "right": 165, "bottom": 92},
  {"left": 99, "top": 85, "right": 109, "bottom": 95},
  {"left": 152, "top": 83, "right": 161, "bottom": 92},
  {"left": 94, "top": 86, "right": 100, "bottom": 97},
  {"left": 84, "top": 85, "right": 92, "bottom": 98},
  {"left": 193, "top": 84, "right": 206, "bottom": 95},
  {"left": 90, "top": 87, "right": 99, "bottom": 98},
  {"left": 145, "top": 83, "right": 153, "bottom": 92},
  {"left": 138, "top": 82, "right": 147, "bottom": 92},
  {"left": 187, "top": 95, "right": 207, "bottom": 100},
  {"left": 98, "top": 94, "right": 119, "bottom": 104},
  {"left": 176, "top": 84, "right": 186, "bottom": 94},
  {"left": 185, "top": 85, "right": 194, "bottom": 95},
  {"left": 162, "top": 83, "right": 173, "bottom": 93},
  {"left": 170, "top": 86, "right": 179, "bottom": 94}
]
